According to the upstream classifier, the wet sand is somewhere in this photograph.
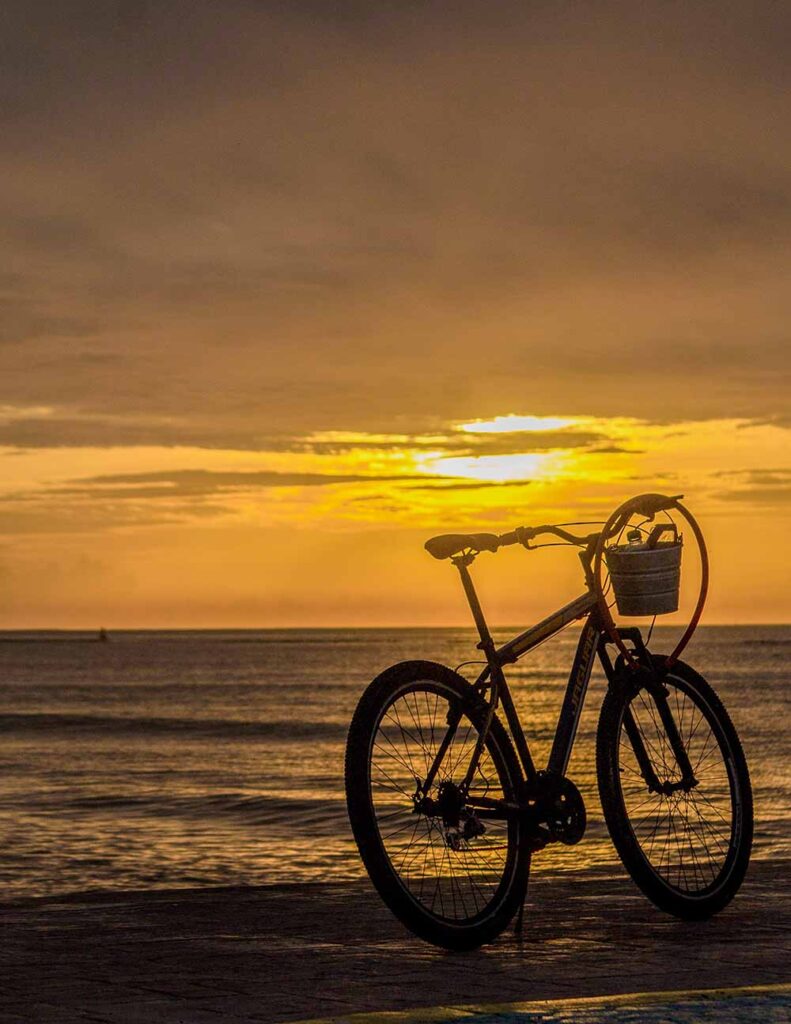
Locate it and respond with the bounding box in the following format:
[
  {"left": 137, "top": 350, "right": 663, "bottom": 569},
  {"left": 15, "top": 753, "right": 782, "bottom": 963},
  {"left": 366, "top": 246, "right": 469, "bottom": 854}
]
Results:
[{"left": 2, "top": 859, "right": 789, "bottom": 1023}]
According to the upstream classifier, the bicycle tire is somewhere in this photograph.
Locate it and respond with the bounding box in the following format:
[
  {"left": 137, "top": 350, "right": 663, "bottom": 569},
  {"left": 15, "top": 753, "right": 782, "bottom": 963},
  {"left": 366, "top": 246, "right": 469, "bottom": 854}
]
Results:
[
  {"left": 345, "top": 660, "right": 529, "bottom": 949},
  {"left": 597, "top": 655, "right": 753, "bottom": 919}
]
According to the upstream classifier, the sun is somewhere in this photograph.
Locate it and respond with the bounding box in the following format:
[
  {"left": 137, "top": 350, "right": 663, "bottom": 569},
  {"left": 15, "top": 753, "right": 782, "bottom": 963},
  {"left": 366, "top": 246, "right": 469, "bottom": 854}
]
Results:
[
  {"left": 419, "top": 451, "right": 567, "bottom": 483},
  {"left": 458, "top": 415, "right": 581, "bottom": 434}
]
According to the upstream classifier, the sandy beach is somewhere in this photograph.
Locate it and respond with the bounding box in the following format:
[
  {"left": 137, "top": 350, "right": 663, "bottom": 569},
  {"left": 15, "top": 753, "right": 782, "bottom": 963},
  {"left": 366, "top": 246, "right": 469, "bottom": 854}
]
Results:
[{"left": 2, "top": 858, "right": 789, "bottom": 1023}]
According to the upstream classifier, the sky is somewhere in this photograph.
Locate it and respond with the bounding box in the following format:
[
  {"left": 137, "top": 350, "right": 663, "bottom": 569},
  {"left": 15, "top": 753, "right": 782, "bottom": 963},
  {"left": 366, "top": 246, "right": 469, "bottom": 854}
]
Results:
[{"left": 1, "top": 1, "right": 790, "bottom": 627}]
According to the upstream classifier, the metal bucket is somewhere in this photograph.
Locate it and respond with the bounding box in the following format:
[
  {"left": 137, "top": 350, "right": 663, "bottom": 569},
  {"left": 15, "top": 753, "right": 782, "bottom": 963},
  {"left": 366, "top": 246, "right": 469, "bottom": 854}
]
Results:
[{"left": 605, "top": 532, "right": 682, "bottom": 617}]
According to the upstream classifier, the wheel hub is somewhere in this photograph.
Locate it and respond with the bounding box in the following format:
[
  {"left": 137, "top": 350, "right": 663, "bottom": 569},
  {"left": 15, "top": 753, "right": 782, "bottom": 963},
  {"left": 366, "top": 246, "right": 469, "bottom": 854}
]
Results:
[{"left": 414, "top": 780, "right": 487, "bottom": 849}]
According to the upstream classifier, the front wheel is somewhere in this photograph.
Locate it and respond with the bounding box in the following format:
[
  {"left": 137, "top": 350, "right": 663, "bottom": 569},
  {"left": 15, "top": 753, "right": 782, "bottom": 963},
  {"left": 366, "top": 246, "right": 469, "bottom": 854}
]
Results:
[
  {"left": 597, "top": 656, "right": 753, "bottom": 919},
  {"left": 345, "top": 661, "right": 529, "bottom": 949}
]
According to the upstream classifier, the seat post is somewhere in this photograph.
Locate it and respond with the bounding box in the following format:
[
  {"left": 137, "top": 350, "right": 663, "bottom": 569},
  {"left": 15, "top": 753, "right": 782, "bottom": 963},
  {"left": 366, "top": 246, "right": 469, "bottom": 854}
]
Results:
[{"left": 452, "top": 556, "right": 495, "bottom": 656}]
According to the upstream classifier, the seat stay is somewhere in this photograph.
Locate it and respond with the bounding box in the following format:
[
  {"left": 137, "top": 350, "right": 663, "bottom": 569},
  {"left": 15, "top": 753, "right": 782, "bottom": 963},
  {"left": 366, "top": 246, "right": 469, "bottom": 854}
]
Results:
[
  {"left": 419, "top": 703, "right": 463, "bottom": 796},
  {"left": 459, "top": 677, "right": 502, "bottom": 793}
]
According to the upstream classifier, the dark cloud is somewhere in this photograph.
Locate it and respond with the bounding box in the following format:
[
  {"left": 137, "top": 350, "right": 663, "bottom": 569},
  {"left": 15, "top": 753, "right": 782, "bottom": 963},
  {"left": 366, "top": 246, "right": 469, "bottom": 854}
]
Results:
[
  {"left": 301, "top": 430, "right": 605, "bottom": 457},
  {"left": 713, "top": 468, "right": 790, "bottom": 482},
  {"left": 0, "top": 414, "right": 267, "bottom": 451},
  {"left": 0, "top": 304, "right": 99, "bottom": 346},
  {"left": 715, "top": 486, "right": 791, "bottom": 505},
  {"left": 0, "top": 501, "right": 226, "bottom": 535},
  {"left": 0, "top": 410, "right": 606, "bottom": 454},
  {"left": 1, "top": 1, "right": 789, "bottom": 435},
  {"left": 585, "top": 445, "right": 643, "bottom": 455},
  {"left": 57, "top": 468, "right": 428, "bottom": 497},
  {"left": 399, "top": 480, "right": 530, "bottom": 492},
  {"left": 711, "top": 468, "right": 791, "bottom": 504},
  {"left": 736, "top": 417, "right": 791, "bottom": 431},
  {"left": 1, "top": 465, "right": 435, "bottom": 533}
]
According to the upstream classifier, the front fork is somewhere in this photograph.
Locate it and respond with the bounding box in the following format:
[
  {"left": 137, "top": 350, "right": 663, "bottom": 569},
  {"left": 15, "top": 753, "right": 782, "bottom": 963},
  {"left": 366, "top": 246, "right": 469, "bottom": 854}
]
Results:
[{"left": 600, "top": 631, "right": 697, "bottom": 794}]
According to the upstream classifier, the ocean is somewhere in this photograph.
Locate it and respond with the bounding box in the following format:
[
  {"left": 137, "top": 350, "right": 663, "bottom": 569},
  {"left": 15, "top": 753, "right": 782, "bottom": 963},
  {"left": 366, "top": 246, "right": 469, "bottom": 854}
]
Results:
[{"left": 0, "top": 626, "right": 787, "bottom": 900}]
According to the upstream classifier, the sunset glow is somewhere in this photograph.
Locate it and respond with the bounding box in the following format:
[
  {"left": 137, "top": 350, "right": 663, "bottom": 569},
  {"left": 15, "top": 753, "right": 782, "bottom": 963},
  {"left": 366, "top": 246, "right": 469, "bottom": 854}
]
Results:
[
  {"left": 458, "top": 416, "right": 580, "bottom": 434},
  {"left": 422, "top": 452, "right": 565, "bottom": 483},
  {"left": 1, "top": 410, "right": 788, "bottom": 627},
  {"left": 1, "top": 4, "right": 788, "bottom": 628}
]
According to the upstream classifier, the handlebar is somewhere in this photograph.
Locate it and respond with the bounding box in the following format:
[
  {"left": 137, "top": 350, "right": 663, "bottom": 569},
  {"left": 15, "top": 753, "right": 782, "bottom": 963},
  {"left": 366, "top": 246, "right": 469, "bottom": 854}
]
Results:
[
  {"left": 498, "top": 494, "right": 683, "bottom": 552},
  {"left": 497, "top": 525, "right": 598, "bottom": 548},
  {"left": 425, "top": 494, "right": 684, "bottom": 561}
]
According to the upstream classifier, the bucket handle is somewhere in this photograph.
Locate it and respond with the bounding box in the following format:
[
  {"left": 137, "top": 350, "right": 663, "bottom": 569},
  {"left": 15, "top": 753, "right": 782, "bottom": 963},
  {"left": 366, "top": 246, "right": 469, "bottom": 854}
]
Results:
[
  {"left": 645, "top": 522, "right": 678, "bottom": 549},
  {"left": 593, "top": 494, "right": 708, "bottom": 671}
]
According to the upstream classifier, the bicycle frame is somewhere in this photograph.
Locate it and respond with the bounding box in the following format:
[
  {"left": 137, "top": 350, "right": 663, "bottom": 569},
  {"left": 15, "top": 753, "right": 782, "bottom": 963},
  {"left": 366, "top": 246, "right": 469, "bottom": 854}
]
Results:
[{"left": 419, "top": 553, "right": 697, "bottom": 812}]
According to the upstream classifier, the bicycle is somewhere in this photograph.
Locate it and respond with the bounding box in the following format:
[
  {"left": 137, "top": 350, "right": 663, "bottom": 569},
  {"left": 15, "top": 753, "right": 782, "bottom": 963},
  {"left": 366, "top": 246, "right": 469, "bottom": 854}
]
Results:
[{"left": 345, "top": 493, "right": 753, "bottom": 949}]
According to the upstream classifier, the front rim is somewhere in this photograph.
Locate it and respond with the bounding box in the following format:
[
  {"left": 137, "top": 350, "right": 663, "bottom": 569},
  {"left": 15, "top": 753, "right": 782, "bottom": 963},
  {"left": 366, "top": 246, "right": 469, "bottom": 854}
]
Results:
[
  {"left": 367, "top": 680, "right": 519, "bottom": 925},
  {"left": 616, "top": 673, "right": 743, "bottom": 898}
]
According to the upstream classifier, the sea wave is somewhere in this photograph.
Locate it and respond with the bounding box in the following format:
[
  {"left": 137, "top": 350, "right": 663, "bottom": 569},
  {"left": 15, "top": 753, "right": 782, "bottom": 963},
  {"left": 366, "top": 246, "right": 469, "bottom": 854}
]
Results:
[
  {"left": 6, "top": 790, "right": 350, "bottom": 830},
  {"left": 0, "top": 712, "right": 347, "bottom": 741}
]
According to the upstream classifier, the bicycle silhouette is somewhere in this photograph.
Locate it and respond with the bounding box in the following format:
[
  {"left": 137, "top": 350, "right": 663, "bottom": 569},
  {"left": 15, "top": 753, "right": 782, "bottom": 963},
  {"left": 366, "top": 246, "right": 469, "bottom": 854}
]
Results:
[{"left": 345, "top": 494, "right": 752, "bottom": 949}]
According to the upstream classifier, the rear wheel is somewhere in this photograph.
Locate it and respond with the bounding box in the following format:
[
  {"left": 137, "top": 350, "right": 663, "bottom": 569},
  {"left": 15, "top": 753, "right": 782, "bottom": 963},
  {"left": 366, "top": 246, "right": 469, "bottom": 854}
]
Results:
[
  {"left": 345, "top": 661, "right": 529, "bottom": 949},
  {"left": 597, "top": 656, "right": 752, "bottom": 918}
]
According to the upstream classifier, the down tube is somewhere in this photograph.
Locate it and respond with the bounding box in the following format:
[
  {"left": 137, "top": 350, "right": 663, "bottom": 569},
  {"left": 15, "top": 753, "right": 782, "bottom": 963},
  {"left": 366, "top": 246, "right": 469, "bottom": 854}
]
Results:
[{"left": 547, "top": 615, "right": 600, "bottom": 776}]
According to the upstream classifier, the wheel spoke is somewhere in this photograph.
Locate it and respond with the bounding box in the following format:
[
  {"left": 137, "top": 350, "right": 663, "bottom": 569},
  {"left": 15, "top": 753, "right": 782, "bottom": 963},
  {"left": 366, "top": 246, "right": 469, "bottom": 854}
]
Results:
[
  {"left": 617, "top": 673, "right": 741, "bottom": 897},
  {"left": 368, "top": 681, "right": 517, "bottom": 923}
]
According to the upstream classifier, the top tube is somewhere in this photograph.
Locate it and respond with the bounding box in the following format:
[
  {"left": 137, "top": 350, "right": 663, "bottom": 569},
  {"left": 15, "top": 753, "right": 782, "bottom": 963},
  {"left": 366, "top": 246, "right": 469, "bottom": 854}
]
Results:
[{"left": 495, "top": 591, "right": 598, "bottom": 666}]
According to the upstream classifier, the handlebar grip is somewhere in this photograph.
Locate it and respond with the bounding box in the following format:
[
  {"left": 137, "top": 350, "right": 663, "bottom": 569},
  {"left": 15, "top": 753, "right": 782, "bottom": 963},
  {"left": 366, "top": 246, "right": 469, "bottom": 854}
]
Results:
[{"left": 625, "top": 493, "right": 683, "bottom": 517}]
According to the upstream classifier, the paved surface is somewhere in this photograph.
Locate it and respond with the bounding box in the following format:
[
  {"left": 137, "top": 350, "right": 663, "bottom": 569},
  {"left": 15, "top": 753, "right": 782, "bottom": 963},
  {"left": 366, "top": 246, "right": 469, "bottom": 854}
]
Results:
[
  {"left": 2, "top": 860, "right": 789, "bottom": 1023},
  {"left": 295, "top": 986, "right": 791, "bottom": 1023}
]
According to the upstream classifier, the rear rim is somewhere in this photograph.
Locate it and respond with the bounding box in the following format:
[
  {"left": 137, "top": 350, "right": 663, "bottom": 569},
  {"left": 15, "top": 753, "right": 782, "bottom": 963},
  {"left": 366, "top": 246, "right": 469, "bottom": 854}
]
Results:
[
  {"left": 368, "top": 680, "right": 519, "bottom": 925},
  {"left": 617, "top": 674, "right": 743, "bottom": 898}
]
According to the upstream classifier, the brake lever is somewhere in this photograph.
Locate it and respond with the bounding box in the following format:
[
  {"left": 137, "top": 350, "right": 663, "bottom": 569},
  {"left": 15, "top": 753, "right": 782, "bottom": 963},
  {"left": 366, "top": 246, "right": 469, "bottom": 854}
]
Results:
[{"left": 515, "top": 526, "right": 537, "bottom": 548}]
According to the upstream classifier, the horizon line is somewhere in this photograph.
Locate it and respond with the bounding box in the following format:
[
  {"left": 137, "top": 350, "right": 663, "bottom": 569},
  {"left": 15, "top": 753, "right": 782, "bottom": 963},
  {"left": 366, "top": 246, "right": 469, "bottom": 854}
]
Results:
[{"left": 2, "top": 622, "right": 790, "bottom": 632}]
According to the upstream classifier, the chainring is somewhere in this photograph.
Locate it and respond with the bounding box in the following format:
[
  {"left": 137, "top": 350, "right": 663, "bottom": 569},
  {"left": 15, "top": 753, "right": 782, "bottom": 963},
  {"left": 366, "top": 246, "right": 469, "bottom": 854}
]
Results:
[{"left": 533, "top": 771, "right": 587, "bottom": 846}]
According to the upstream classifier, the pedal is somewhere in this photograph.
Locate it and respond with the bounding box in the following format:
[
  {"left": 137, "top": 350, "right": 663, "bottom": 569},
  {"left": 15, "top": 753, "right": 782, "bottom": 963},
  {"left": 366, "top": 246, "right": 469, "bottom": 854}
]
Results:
[{"left": 525, "top": 825, "right": 550, "bottom": 852}]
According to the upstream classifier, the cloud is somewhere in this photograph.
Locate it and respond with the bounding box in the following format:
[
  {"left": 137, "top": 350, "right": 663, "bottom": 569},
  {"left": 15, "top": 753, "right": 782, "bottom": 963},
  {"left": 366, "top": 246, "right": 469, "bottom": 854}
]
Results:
[
  {"left": 51, "top": 468, "right": 430, "bottom": 499},
  {"left": 0, "top": 467, "right": 435, "bottom": 534},
  {"left": 715, "top": 486, "right": 791, "bottom": 505},
  {"left": 0, "top": 0, "right": 789, "bottom": 439},
  {"left": 0, "top": 413, "right": 270, "bottom": 451},
  {"left": 1, "top": 3, "right": 789, "bottom": 624},
  {"left": 0, "top": 404, "right": 609, "bottom": 454},
  {"left": 399, "top": 480, "right": 529, "bottom": 492},
  {"left": 711, "top": 468, "right": 791, "bottom": 504},
  {"left": 585, "top": 445, "right": 643, "bottom": 455},
  {"left": 0, "top": 501, "right": 227, "bottom": 535},
  {"left": 714, "top": 468, "right": 791, "bottom": 482},
  {"left": 300, "top": 429, "right": 605, "bottom": 457}
]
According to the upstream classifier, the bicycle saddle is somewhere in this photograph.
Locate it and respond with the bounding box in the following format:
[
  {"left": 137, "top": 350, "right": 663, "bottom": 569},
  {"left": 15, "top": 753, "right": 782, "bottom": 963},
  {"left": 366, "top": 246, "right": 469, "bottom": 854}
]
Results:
[{"left": 424, "top": 533, "right": 500, "bottom": 560}]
